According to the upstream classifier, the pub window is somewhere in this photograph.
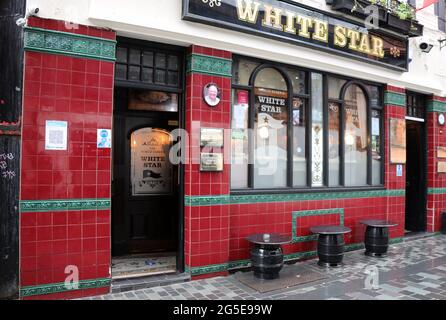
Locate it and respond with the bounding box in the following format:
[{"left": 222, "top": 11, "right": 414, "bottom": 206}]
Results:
[
  {"left": 230, "top": 56, "right": 383, "bottom": 190},
  {"left": 327, "top": 77, "right": 383, "bottom": 187},
  {"left": 406, "top": 92, "right": 425, "bottom": 119},
  {"left": 115, "top": 43, "right": 181, "bottom": 87}
]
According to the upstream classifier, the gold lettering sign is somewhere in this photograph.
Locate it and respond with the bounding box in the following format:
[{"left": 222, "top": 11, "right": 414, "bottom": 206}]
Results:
[
  {"left": 184, "top": 0, "right": 409, "bottom": 70},
  {"left": 235, "top": 0, "right": 387, "bottom": 58}
]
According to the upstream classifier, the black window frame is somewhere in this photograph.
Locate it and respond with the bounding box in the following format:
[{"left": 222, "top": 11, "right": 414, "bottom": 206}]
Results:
[
  {"left": 114, "top": 37, "right": 184, "bottom": 94},
  {"left": 230, "top": 55, "right": 385, "bottom": 194}
]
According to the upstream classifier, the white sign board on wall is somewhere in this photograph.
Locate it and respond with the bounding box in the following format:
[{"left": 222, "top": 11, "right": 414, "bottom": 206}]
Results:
[{"left": 45, "top": 120, "right": 68, "bottom": 150}]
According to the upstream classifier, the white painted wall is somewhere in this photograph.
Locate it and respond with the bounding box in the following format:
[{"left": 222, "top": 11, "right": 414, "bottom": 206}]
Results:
[{"left": 26, "top": 0, "right": 446, "bottom": 96}]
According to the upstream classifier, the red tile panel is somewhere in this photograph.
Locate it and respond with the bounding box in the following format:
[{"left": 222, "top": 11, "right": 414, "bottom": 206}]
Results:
[{"left": 20, "top": 17, "right": 115, "bottom": 299}]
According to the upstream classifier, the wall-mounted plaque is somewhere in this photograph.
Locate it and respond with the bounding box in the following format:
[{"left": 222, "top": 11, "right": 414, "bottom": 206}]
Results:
[
  {"left": 390, "top": 118, "right": 406, "bottom": 164},
  {"left": 200, "top": 153, "right": 223, "bottom": 171},
  {"left": 438, "top": 147, "right": 446, "bottom": 158},
  {"left": 438, "top": 162, "right": 446, "bottom": 173},
  {"left": 200, "top": 128, "right": 224, "bottom": 147}
]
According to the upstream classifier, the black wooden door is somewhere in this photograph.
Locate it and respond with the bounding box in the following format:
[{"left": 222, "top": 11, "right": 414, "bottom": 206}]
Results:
[
  {"left": 405, "top": 121, "right": 426, "bottom": 232},
  {"left": 112, "top": 89, "right": 179, "bottom": 256}
]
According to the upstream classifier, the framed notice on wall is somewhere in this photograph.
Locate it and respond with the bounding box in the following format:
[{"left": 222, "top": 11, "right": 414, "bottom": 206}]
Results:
[
  {"left": 45, "top": 120, "right": 68, "bottom": 150},
  {"left": 389, "top": 118, "right": 406, "bottom": 164},
  {"left": 437, "top": 147, "right": 446, "bottom": 158}
]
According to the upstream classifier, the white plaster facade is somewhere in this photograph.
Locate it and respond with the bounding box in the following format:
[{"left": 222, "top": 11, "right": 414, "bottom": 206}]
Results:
[{"left": 25, "top": 0, "right": 446, "bottom": 95}]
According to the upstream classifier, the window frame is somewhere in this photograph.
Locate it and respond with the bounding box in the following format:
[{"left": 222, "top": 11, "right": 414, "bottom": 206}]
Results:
[{"left": 230, "top": 55, "right": 385, "bottom": 194}]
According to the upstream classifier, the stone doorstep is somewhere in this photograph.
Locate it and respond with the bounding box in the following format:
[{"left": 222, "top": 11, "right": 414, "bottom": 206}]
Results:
[{"left": 111, "top": 272, "right": 191, "bottom": 294}]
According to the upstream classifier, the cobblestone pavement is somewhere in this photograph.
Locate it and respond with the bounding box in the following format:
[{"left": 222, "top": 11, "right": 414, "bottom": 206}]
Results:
[{"left": 84, "top": 235, "right": 446, "bottom": 300}]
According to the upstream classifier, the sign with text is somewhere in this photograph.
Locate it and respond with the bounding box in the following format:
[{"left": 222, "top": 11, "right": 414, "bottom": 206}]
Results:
[
  {"left": 183, "top": 0, "right": 408, "bottom": 71},
  {"left": 130, "top": 128, "right": 173, "bottom": 195}
]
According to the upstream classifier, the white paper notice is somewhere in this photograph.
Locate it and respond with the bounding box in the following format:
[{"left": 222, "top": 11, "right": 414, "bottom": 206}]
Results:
[
  {"left": 372, "top": 118, "right": 380, "bottom": 136},
  {"left": 97, "top": 129, "right": 112, "bottom": 148},
  {"left": 45, "top": 120, "right": 68, "bottom": 150}
]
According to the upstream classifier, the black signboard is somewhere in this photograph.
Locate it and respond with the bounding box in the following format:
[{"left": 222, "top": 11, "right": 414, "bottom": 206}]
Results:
[{"left": 182, "top": 0, "right": 408, "bottom": 71}]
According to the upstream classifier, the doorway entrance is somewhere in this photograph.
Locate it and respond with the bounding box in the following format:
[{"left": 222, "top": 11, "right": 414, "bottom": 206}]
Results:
[
  {"left": 405, "top": 92, "right": 427, "bottom": 233},
  {"left": 111, "top": 39, "right": 185, "bottom": 278}
]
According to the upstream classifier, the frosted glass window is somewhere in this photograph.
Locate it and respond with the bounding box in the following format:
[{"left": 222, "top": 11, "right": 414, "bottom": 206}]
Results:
[
  {"left": 293, "top": 98, "right": 306, "bottom": 186},
  {"left": 231, "top": 89, "right": 250, "bottom": 188},
  {"left": 328, "top": 102, "right": 340, "bottom": 186},
  {"left": 311, "top": 73, "right": 323, "bottom": 187},
  {"left": 254, "top": 68, "right": 288, "bottom": 188},
  {"left": 344, "top": 85, "right": 368, "bottom": 186}
]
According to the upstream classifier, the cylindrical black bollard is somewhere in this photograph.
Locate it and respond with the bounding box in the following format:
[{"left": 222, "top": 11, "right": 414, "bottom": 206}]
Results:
[
  {"left": 250, "top": 245, "right": 284, "bottom": 280},
  {"left": 317, "top": 234, "right": 345, "bottom": 267},
  {"left": 365, "top": 226, "right": 389, "bottom": 256}
]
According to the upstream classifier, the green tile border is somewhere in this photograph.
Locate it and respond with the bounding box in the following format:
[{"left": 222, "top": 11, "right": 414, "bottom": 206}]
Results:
[
  {"left": 428, "top": 188, "right": 446, "bottom": 195},
  {"left": 20, "top": 198, "right": 111, "bottom": 213},
  {"left": 384, "top": 91, "right": 406, "bottom": 107},
  {"left": 185, "top": 189, "right": 405, "bottom": 206},
  {"left": 427, "top": 100, "right": 446, "bottom": 113},
  {"left": 185, "top": 195, "right": 230, "bottom": 206},
  {"left": 24, "top": 27, "right": 116, "bottom": 61},
  {"left": 20, "top": 278, "right": 111, "bottom": 297},
  {"left": 186, "top": 53, "right": 232, "bottom": 77},
  {"left": 187, "top": 234, "right": 442, "bottom": 276},
  {"left": 292, "top": 208, "right": 344, "bottom": 243}
]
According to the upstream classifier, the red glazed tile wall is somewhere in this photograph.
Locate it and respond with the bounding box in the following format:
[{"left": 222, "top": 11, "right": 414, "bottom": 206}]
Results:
[
  {"left": 20, "top": 17, "right": 115, "bottom": 299},
  {"left": 426, "top": 96, "right": 446, "bottom": 232},
  {"left": 184, "top": 46, "right": 232, "bottom": 278},
  {"left": 185, "top": 57, "right": 408, "bottom": 278}
]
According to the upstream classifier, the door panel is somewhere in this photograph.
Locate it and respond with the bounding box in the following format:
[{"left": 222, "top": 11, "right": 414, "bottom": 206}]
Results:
[
  {"left": 112, "top": 89, "right": 179, "bottom": 256},
  {"left": 405, "top": 121, "right": 426, "bottom": 232}
]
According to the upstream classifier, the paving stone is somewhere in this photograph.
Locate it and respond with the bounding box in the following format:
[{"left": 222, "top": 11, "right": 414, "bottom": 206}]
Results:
[{"left": 78, "top": 236, "right": 446, "bottom": 301}]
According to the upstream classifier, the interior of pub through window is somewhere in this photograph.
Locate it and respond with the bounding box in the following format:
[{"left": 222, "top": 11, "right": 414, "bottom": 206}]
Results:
[{"left": 230, "top": 56, "right": 383, "bottom": 190}]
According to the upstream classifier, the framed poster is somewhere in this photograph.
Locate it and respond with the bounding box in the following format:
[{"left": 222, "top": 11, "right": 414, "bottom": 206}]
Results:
[
  {"left": 45, "top": 120, "right": 68, "bottom": 150},
  {"left": 130, "top": 128, "right": 173, "bottom": 195},
  {"left": 389, "top": 118, "right": 406, "bottom": 164}
]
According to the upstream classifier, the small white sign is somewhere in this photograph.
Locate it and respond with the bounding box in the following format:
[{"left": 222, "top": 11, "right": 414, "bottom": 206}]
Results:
[
  {"left": 372, "top": 118, "right": 380, "bottom": 136},
  {"left": 97, "top": 129, "right": 112, "bottom": 148},
  {"left": 396, "top": 164, "right": 403, "bottom": 177},
  {"left": 45, "top": 120, "right": 68, "bottom": 150}
]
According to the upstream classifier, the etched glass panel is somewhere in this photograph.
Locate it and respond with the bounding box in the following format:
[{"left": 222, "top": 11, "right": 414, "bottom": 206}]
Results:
[
  {"left": 344, "top": 85, "right": 368, "bottom": 186},
  {"left": 311, "top": 73, "right": 323, "bottom": 187},
  {"left": 292, "top": 98, "right": 306, "bottom": 187},
  {"left": 130, "top": 128, "right": 173, "bottom": 195},
  {"left": 328, "top": 102, "right": 340, "bottom": 186},
  {"left": 254, "top": 68, "right": 288, "bottom": 188},
  {"left": 231, "top": 89, "right": 250, "bottom": 188}
]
